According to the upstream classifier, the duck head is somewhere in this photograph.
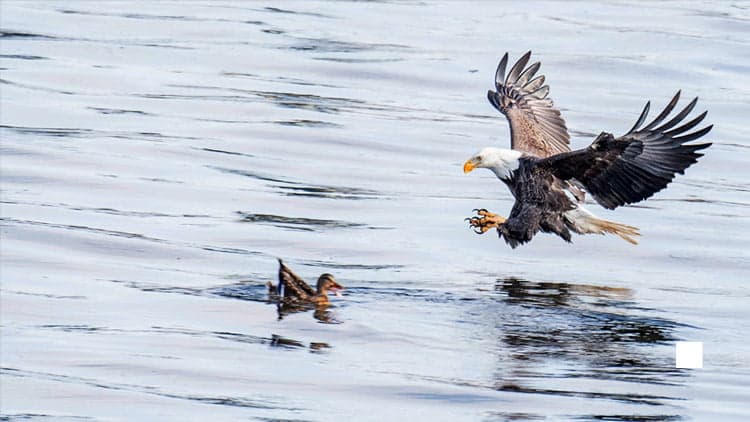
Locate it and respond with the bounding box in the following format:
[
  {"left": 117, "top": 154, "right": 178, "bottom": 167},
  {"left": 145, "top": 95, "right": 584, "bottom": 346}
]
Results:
[{"left": 316, "top": 273, "right": 344, "bottom": 297}]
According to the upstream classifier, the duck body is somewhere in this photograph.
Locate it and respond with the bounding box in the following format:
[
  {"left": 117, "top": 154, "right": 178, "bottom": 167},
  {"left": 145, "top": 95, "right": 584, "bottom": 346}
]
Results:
[{"left": 267, "top": 259, "right": 343, "bottom": 305}]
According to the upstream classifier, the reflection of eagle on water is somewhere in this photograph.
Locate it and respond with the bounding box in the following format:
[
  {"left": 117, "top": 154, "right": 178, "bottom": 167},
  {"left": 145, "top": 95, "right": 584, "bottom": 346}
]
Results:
[{"left": 464, "top": 52, "right": 712, "bottom": 248}]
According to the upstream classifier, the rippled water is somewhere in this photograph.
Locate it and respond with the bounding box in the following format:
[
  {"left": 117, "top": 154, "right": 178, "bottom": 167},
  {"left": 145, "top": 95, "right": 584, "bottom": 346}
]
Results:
[{"left": 2, "top": 1, "right": 749, "bottom": 421}]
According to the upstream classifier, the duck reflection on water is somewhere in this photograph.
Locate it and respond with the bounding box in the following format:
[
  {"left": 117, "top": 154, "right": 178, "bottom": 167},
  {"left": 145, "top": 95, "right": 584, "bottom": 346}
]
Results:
[
  {"left": 267, "top": 259, "right": 345, "bottom": 323},
  {"left": 270, "top": 334, "right": 331, "bottom": 353}
]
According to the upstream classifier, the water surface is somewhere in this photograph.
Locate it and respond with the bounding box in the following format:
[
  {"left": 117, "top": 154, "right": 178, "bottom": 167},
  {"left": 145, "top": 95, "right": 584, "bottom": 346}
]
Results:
[{"left": 2, "top": 1, "right": 749, "bottom": 421}]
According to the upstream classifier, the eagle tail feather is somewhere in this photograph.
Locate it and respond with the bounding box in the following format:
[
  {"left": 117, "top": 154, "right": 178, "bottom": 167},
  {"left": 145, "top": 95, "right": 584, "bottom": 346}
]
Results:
[
  {"left": 564, "top": 207, "right": 640, "bottom": 245},
  {"left": 590, "top": 217, "right": 640, "bottom": 245}
]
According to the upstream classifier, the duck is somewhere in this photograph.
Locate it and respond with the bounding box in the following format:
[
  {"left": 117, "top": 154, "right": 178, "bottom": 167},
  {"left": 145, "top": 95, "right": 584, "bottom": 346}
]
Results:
[{"left": 267, "top": 259, "right": 344, "bottom": 305}]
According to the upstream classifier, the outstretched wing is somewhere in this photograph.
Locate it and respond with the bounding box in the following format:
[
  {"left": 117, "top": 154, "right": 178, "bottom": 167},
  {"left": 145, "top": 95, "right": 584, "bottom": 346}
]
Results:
[
  {"left": 540, "top": 91, "right": 712, "bottom": 210},
  {"left": 487, "top": 51, "right": 570, "bottom": 157}
]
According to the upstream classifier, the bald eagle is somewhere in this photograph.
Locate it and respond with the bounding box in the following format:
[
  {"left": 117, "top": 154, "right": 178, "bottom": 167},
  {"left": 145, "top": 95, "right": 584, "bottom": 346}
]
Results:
[{"left": 463, "top": 52, "right": 712, "bottom": 248}]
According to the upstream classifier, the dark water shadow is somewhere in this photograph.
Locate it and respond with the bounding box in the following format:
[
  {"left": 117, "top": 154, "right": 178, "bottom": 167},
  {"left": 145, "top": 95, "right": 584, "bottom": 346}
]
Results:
[
  {"left": 272, "top": 119, "right": 342, "bottom": 128},
  {"left": 368, "top": 276, "right": 693, "bottom": 419},
  {"left": 1, "top": 366, "right": 303, "bottom": 412},
  {"left": 491, "top": 277, "right": 690, "bottom": 359},
  {"left": 570, "top": 415, "right": 683, "bottom": 421},
  {"left": 0, "top": 31, "right": 57, "bottom": 40},
  {"left": 0, "top": 53, "right": 48, "bottom": 60},
  {"left": 313, "top": 57, "right": 405, "bottom": 63},
  {"left": 237, "top": 212, "right": 373, "bottom": 231},
  {"left": 275, "top": 184, "right": 381, "bottom": 200},
  {"left": 261, "top": 6, "right": 334, "bottom": 19},
  {"left": 285, "top": 37, "right": 409, "bottom": 54},
  {"left": 0, "top": 124, "right": 204, "bottom": 143},
  {"left": 208, "top": 165, "right": 383, "bottom": 200},
  {"left": 33, "top": 324, "right": 328, "bottom": 356},
  {"left": 221, "top": 72, "right": 341, "bottom": 89},
  {"left": 483, "top": 277, "right": 692, "bottom": 417},
  {"left": 270, "top": 334, "right": 331, "bottom": 353},
  {"left": 0, "top": 413, "right": 93, "bottom": 421},
  {"left": 149, "top": 84, "right": 470, "bottom": 124}
]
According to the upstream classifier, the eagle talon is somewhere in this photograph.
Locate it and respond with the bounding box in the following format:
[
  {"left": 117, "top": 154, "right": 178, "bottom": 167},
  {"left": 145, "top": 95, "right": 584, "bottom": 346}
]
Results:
[
  {"left": 477, "top": 209, "right": 496, "bottom": 218},
  {"left": 466, "top": 208, "right": 506, "bottom": 235}
]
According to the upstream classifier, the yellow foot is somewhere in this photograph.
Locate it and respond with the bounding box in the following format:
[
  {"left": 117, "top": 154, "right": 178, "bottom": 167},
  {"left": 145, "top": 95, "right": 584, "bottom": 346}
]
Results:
[{"left": 466, "top": 208, "right": 507, "bottom": 234}]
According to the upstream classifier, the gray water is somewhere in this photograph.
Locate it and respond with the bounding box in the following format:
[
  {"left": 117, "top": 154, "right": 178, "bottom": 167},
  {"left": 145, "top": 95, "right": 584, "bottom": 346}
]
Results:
[{"left": 2, "top": 1, "right": 749, "bottom": 421}]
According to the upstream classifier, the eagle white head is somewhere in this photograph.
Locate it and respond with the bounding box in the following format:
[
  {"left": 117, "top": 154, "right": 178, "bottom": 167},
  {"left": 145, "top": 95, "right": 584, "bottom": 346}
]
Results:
[{"left": 463, "top": 147, "right": 522, "bottom": 181}]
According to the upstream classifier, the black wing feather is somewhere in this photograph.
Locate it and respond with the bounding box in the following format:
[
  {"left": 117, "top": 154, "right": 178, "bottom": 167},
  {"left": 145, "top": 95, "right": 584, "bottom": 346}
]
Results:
[
  {"left": 627, "top": 101, "right": 650, "bottom": 134},
  {"left": 654, "top": 97, "right": 697, "bottom": 132},
  {"left": 540, "top": 93, "right": 712, "bottom": 210},
  {"left": 664, "top": 111, "right": 707, "bottom": 137},
  {"left": 641, "top": 90, "right": 681, "bottom": 131}
]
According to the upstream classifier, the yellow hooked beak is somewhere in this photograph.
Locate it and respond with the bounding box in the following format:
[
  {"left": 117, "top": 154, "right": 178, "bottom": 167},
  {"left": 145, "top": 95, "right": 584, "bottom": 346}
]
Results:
[{"left": 463, "top": 159, "right": 477, "bottom": 174}]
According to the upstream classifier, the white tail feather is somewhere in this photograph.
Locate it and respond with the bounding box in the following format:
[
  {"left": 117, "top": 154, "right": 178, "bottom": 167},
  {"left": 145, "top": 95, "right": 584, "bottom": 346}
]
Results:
[{"left": 564, "top": 207, "right": 640, "bottom": 245}]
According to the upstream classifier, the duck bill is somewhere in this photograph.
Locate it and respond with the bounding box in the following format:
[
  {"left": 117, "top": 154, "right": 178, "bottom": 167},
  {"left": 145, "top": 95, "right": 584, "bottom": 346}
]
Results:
[
  {"left": 330, "top": 285, "right": 344, "bottom": 298},
  {"left": 463, "top": 160, "right": 476, "bottom": 174}
]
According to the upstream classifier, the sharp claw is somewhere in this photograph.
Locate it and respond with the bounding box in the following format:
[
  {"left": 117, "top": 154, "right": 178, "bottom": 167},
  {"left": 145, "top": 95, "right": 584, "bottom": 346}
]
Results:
[{"left": 472, "top": 208, "right": 480, "bottom": 213}]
